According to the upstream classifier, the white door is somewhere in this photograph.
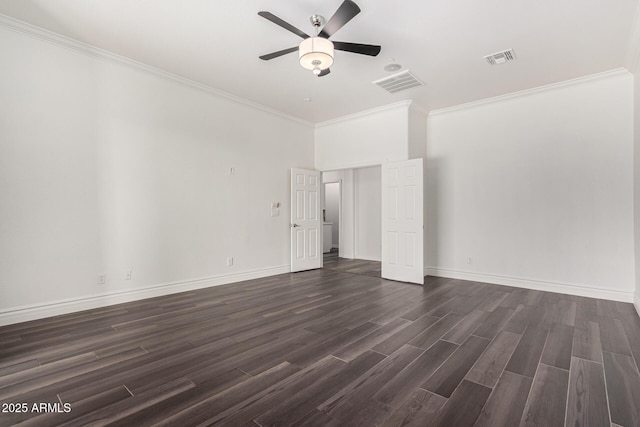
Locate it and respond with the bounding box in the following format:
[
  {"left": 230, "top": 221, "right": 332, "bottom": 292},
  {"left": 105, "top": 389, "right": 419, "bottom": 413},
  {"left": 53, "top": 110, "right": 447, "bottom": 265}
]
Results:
[
  {"left": 290, "top": 168, "right": 323, "bottom": 272},
  {"left": 381, "top": 159, "right": 424, "bottom": 284}
]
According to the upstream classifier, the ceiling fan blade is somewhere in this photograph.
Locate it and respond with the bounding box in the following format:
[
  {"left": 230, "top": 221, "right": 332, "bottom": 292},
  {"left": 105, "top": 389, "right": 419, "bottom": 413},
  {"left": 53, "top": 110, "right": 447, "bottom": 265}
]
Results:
[
  {"left": 259, "top": 46, "right": 298, "bottom": 60},
  {"left": 258, "top": 11, "right": 310, "bottom": 39},
  {"left": 318, "top": 0, "right": 361, "bottom": 38},
  {"left": 333, "top": 41, "right": 381, "bottom": 56},
  {"left": 318, "top": 68, "right": 331, "bottom": 77}
]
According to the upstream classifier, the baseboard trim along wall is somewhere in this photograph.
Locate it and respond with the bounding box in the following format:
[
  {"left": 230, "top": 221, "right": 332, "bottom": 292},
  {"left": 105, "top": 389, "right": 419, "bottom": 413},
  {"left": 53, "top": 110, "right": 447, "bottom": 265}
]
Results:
[
  {"left": 0, "top": 265, "right": 290, "bottom": 327},
  {"left": 425, "top": 267, "right": 635, "bottom": 303},
  {"left": 4, "top": 265, "right": 636, "bottom": 326}
]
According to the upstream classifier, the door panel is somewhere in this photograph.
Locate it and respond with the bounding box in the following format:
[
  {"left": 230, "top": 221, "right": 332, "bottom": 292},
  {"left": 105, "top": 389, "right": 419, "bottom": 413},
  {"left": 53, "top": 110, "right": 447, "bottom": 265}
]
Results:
[
  {"left": 291, "top": 168, "right": 322, "bottom": 272},
  {"left": 382, "top": 159, "right": 424, "bottom": 284}
]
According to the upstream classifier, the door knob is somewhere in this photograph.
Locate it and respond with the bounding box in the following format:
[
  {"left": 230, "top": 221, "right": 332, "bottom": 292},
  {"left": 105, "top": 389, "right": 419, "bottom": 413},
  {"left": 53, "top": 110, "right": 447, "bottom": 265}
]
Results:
[{"left": 291, "top": 223, "right": 300, "bottom": 228}]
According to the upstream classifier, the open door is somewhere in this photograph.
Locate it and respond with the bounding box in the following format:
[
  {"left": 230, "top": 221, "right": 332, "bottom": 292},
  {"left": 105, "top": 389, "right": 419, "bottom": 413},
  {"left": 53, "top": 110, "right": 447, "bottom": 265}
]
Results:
[
  {"left": 290, "top": 168, "right": 323, "bottom": 272},
  {"left": 382, "top": 159, "right": 424, "bottom": 284}
]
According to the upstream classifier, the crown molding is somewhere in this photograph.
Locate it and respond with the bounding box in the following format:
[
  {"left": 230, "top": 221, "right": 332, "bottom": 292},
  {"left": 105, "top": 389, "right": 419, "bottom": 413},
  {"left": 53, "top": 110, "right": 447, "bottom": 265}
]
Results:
[
  {"left": 627, "top": 1, "right": 640, "bottom": 72},
  {"left": 428, "top": 68, "right": 630, "bottom": 117},
  {"left": 315, "top": 100, "right": 413, "bottom": 128},
  {"left": 0, "top": 13, "right": 314, "bottom": 128}
]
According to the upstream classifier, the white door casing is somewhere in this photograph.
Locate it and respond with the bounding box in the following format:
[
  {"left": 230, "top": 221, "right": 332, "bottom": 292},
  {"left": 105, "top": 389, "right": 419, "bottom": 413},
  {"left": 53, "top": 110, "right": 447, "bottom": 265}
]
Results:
[
  {"left": 290, "top": 168, "right": 323, "bottom": 272},
  {"left": 381, "top": 159, "right": 424, "bottom": 284}
]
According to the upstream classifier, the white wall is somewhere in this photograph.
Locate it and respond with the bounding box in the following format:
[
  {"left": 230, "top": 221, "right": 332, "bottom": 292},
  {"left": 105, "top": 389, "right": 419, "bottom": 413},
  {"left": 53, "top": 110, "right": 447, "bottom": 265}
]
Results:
[
  {"left": 635, "top": 66, "right": 640, "bottom": 312},
  {"left": 355, "top": 167, "right": 382, "bottom": 261},
  {"left": 426, "top": 71, "right": 635, "bottom": 301},
  {"left": 408, "top": 104, "right": 429, "bottom": 269},
  {"left": 408, "top": 104, "right": 428, "bottom": 160},
  {"left": 632, "top": 27, "right": 640, "bottom": 313},
  {"left": 0, "top": 26, "right": 314, "bottom": 324},
  {"left": 315, "top": 102, "right": 410, "bottom": 171},
  {"left": 324, "top": 182, "right": 340, "bottom": 247}
]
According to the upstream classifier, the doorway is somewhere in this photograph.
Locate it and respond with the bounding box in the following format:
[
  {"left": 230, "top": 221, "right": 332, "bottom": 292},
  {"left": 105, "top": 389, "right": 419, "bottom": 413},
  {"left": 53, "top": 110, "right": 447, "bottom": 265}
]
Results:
[
  {"left": 323, "top": 181, "right": 340, "bottom": 257},
  {"left": 321, "top": 166, "right": 382, "bottom": 278},
  {"left": 290, "top": 161, "right": 424, "bottom": 283}
]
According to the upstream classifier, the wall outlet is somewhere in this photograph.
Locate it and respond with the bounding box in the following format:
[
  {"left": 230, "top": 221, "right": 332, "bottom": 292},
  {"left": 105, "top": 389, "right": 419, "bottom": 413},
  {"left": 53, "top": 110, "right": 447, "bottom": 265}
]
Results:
[
  {"left": 125, "top": 269, "right": 132, "bottom": 280},
  {"left": 227, "top": 257, "right": 233, "bottom": 267},
  {"left": 467, "top": 257, "right": 473, "bottom": 265},
  {"left": 97, "top": 274, "right": 106, "bottom": 285}
]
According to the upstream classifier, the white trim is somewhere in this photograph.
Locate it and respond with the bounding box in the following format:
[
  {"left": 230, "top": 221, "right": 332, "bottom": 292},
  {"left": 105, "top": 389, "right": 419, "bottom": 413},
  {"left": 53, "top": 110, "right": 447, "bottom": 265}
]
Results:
[
  {"left": 321, "top": 159, "right": 386, "bottom": 171},
  {"left": 428, "top": 69, "right": 630, "bottom": 117},
  {"left": 0, "top": 14, "right": 313, "bottom": 128},
  {"left": 635, "top": 292, "right": 640, "bottom": 317},
  {"left": 354, "top": 170, "right": 359, "bottom": 260},
  {"left": 627, "top": 1, "right": 640, "bottom": 72},
  {"left": 0, "top": 265, "right": 290, "bottom": 327},
  {"left": 424, "top": 267, "right": 635, "bottom": 303},
  {"left": 316, "top": 101, "right": 413, "bottom": 128}
]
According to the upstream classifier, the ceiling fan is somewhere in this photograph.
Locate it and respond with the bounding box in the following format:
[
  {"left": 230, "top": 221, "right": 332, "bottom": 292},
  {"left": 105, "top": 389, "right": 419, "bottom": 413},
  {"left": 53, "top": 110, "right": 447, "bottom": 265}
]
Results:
[{"left": 258, "top": 0, "right": 381, "bottom": 77}]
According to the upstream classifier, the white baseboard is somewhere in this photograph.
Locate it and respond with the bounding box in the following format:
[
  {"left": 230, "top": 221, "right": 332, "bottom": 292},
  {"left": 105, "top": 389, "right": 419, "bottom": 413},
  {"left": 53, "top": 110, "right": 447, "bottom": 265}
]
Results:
[
  {"left": 4, "top": 265, "right": 634, "bottom": 327},
  {"left": 424, "top": 267, "right": 635, "bottom": 303},
  {"left": 0, "top": 265, "right": 290, "bottom": 327}
]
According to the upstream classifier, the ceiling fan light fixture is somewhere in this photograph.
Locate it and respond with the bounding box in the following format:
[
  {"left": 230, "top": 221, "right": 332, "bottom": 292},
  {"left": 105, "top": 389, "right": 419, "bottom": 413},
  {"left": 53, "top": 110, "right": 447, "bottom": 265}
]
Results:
[{"left": 299, "top": 37, "right": 334, "bottom": 72}]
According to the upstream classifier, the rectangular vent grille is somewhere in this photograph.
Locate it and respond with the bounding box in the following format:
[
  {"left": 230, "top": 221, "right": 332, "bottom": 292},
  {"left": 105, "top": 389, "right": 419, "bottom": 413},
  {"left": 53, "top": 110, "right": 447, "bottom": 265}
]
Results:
[
  {"left": 372, "top": 70, "right": 424, "bottom": 94},
  {"left": 484, "top": 48, "right": 516, "bottom": 65}
]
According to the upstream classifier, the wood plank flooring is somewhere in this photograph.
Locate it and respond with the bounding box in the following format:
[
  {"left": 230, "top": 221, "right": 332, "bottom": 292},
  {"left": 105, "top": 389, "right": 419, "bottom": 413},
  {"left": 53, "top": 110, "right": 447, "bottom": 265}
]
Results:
[
  {"left": 322, "top": 250, "right": 381, "bottom": 278},
  {"left": 1, "top": 267, "right": 639, "bottom": 426}
]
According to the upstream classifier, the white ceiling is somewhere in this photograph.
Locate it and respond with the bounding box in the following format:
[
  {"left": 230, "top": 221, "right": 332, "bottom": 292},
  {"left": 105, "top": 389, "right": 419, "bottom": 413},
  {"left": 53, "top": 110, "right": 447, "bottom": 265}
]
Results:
[{"left": 0, "top": 0, "right": 638, "bottom": 123}]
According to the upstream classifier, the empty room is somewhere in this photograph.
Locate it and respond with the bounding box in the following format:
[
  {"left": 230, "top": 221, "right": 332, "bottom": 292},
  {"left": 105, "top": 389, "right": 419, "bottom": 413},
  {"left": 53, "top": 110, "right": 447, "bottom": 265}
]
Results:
[{"left": 1, "top": 0, "right": 640, "bottom": 426}]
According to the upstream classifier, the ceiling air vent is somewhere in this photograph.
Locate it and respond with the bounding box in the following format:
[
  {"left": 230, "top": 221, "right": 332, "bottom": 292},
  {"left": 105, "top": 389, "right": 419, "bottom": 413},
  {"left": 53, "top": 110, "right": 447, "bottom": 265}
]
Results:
[
  {"left": 373, "top": 70, "right": 424, "bottom": 94},
  {"left": 484, "top": 48, "right": 516, "bottom": 65}
]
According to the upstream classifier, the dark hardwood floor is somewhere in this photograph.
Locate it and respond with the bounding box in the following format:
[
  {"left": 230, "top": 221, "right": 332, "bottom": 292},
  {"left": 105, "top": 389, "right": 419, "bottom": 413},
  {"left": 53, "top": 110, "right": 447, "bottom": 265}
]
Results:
[
  {"left": 323, "top": 249, "right": 381, "bottom": 278},
  {"left": 1, "top": 265, "right": 639, "bottom": 426}
]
